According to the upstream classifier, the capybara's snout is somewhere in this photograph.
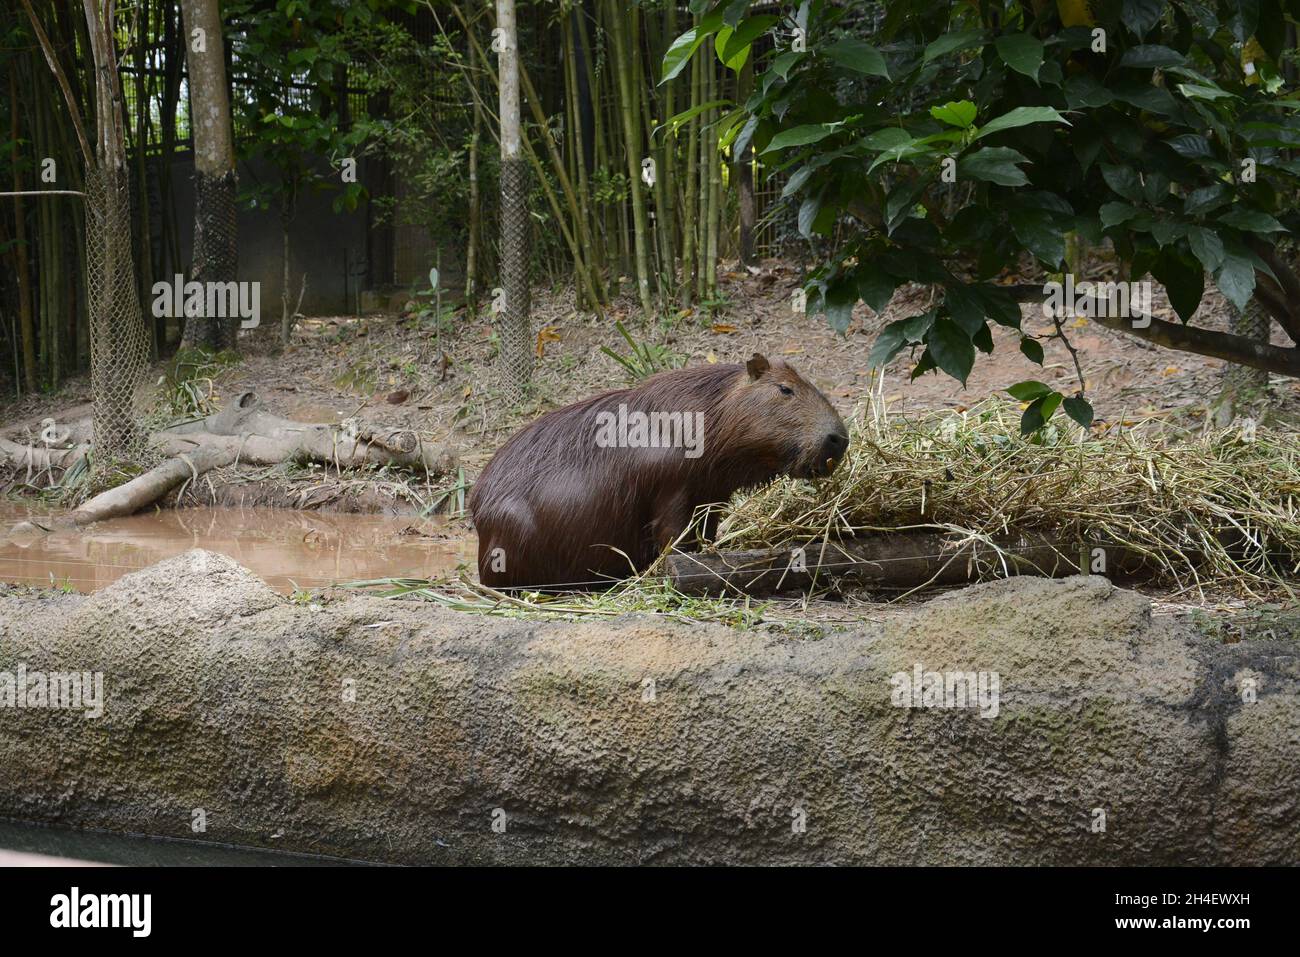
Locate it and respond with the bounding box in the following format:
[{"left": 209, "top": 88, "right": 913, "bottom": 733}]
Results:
[
  {"left": 807, "top": 426, "right": 849, "bottom": 477},
  {"left": 820, "top": 428, "right": 850, "bottom": 471}
]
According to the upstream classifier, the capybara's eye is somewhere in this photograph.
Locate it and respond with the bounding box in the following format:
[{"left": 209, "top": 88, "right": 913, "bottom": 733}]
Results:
[{"left": 779, "top": 384, "right": 794, "bottom": 396}]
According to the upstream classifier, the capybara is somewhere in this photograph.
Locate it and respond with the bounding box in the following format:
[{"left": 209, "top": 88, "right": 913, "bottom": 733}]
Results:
[{"left": 469, "top": 353, "right": 849, "bottom": 589}]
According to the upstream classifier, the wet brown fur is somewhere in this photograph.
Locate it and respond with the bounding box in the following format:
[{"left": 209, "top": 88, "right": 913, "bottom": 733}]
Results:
[{"left": 469, "top": 355, "right": 848, "bottom": 589}]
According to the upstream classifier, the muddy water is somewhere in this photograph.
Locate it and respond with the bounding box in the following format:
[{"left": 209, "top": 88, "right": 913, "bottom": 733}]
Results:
[{"left": 0, "top": 502, "right": 473, "bottom": 593}]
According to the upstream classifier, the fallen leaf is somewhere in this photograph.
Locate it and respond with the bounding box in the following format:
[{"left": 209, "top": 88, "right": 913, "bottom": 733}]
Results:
[
  {"left": 535, "top": 326, "right": 562, "bottom": 357},
  {"left": 711, "top": 323, "right": 737, "bottom": 334}
]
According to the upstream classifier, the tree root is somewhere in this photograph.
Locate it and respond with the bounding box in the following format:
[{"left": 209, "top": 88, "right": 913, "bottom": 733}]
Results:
[{"left": 3, "top": 391, "right": 457, "bottom": 532}]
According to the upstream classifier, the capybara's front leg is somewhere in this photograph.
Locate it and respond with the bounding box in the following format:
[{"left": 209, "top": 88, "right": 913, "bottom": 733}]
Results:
[{"left": 650, "top": 487, "right": 696, "bottom": 559}]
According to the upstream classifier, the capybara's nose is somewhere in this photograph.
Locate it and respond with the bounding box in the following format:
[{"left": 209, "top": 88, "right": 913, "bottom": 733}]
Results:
[{"left": 822, "top": 430, "right": 849, "bottom": 466}]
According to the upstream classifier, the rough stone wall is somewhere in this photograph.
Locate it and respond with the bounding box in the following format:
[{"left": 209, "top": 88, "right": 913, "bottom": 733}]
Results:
[{"left": 0, "top": 551, "right": 1296, "bottom": 865}]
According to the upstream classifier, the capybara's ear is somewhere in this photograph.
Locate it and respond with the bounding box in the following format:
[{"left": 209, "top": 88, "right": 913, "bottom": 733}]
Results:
[{"left": 746, "top": 353, "right": 770, "bottom": 380}]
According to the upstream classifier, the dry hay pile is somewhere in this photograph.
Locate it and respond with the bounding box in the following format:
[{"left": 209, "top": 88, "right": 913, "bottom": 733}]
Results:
[{"left": 716, "top": 397, "right": 1300, "bottom": 598}]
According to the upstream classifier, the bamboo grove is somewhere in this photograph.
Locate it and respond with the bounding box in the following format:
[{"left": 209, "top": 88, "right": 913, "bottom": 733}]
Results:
[
  {"left": 0, "top": 1, "right": 772, "bottom": 399},
  {"left": 2, "top": 0, "right": 190, "bottom": 396},
  {"left": 437, "top": 0, "right": 763, "bottom": 318}
]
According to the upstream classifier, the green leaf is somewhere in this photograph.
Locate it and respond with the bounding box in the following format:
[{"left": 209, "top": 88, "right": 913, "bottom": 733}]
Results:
[
  {"left": 1164, "top": 133, "right": 1213, "bottom": 159},
  {"left": 717, "top": 15, "right": 778, "bottom": 69},
  {"left": 1186, "top": 226, "right": 1225, "bottom": 272},
  {"left": 824, "top": 38, "right": 889, "bottom": 79},
  {"left": 824, "top": 280, "right": 859, "bottom": 334},
  {"left": 771, "top": 51, "right": 803, "bottom": 79},
  {"left": 861, "top": 127, "right": 914, "bottom": 151},
  {"left": 901, "top": 309, "right": 937, "bottom": 343},
  {"left": 867, "top": 321, "right": 909, "bottom": 368},
  {"left": 1178, "top": 82, "right": 1238, "bottom": 101},
  {"left": 762, "top": 123, "right": 837, "bottom": 152},
  {"left": 928, "top": 318, "right": 976, "bottom": 386},
  {"left": 857, "top": 264, "right": 898, "bottom": 313},
  {"left": 1100, "top": 164, "right": 1145, "bottom": 203},
  {"left": 660, "top": 99, "right": 733, "bottom": 139},
  {"left": 1007, "top": 380, "right": 1054, "bottom": 401},
  {"left": 1152, "top": 249, "right": 1204, "bottom": 322},
  {"left": 798, "top": 194, "right": 822, "bottom": 238},
  {"left": 732, "top": 115, "right": 760, "bottom": 158},
  {"left": 1183, "top": 183, "right": 1231, "bottom": 216},
  {"left": 1062, "top": 396, "right": 1094, "bottom": 429},
  {"left": 930, "top": 100, "right": 978, "bottom": 129},
  {"left": 1119, "top": 45, "right": 1186, "bottom": 69},
  {"left": 959, "top": 146, "right": 1030, "bottom": 186},
  {"left": 885, "top": 180, "right": 924, "bottom": 233},
  {"left": 1020, "top": 392, "right": 1063, "bottom": 434},
  {"left": 713, "top": 27, "right": 749, "bottom": 71},
  {"left": 1100, "top": 202, "right": 1142, "bottom": 229},
  {"left": 994, "top": 33, "right": 1044, "bottom": 81},
  {"left": 1122, "top": 0, "right": 1165, "bottom": 37},
  {"left": 974, "top": 106, "right": 1069, "bottom": 141},
  {"left": 1215, "top": 248, "right": 1257, "bottom": 310},
  {"left": 1009, "top": 207, "right": 1066, "bottom": 267},
  {"left": 1019, "top": 337, "right": 1045, "bottom": 364},
  {"left": 977, "top": 285, "right": 1023, "bottom": 328},
  {"left": 1064, "top": 74, "right": 1115, "bottom": 109},
  {"left": 944, "top": 283, "right": 986, "bottom": 335},
  {"left": 1218, "top": 208, "right": 1287, "bottom": 234},
  {"left": 922, "top": 29, "right": 985, "bottom": 64},
  {"left": 781, "top": 165, "right": 815, "bottom": 198},
  {"left": 661, "top": 14, "right": 722, "bottom": 83}
]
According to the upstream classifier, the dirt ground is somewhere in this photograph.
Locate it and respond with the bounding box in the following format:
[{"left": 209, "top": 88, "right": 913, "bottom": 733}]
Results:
[
  {"left": 2, "top": 260, "right": 1296, "bottom": 618},
  {"left": 5, "top": 254, "right": 1299, "bottom": 467}
]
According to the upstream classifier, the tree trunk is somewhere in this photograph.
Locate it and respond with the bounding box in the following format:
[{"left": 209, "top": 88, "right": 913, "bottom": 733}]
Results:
[
  {"left": 279, "top": 213, "right": 292, "bottom": 345},
  {"left": 736, "top": 57, "right": 756, "bottom": 267},
  {"left": 179, "top": 0, "right": 239, "bottom": 352},
  {"left": 1212, "top": 298, "right": 1273, "bottom": 427},
  {"left": 465, "top": 36, "right": 482, "bottom": 318},
  {"left": 495, "top": 0, "right": 532, "bottom": 400},
  {"left": 80, "top": 0, "right": 151, "bottom": 462}
]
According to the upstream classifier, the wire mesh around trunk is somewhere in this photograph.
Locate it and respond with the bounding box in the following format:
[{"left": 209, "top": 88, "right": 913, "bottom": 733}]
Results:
[
  {"left": 186, "top": 169, "right": 241, "bottom": 350},
  {"left": 85, "top": 165, "right": 151, "bottom": 465},
  {"left": 498, "top": 156, "right": 532, "bottom": 400}
]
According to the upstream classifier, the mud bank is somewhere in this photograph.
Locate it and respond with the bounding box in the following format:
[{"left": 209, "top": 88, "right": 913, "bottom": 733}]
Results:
[{"left": 0, "top": 551, "right": 1296, "bottom": 865}]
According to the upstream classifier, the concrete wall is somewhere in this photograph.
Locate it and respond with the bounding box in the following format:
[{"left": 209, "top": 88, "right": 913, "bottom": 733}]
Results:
[{"left": 0, "top": 552, "right": 1297, "bottom": 865}]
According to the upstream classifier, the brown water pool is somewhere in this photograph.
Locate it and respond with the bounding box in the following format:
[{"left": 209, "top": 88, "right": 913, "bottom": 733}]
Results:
[{"left": 0, "top": 502, "right": 473, "bottom": 593}]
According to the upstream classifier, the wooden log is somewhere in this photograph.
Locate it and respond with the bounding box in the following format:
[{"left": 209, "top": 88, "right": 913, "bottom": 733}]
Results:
[
  {"left": 0, "top": 436, "right": 88, "bottom": 473},
  {"left": 165, "top": 391, "right": 425, "bottom": 458},
  {"left": 664, "top": 532, "right": 1156, "bottom": 596},
  {"left": 154, "top": 427, "right": 453, "bottom": 474}
]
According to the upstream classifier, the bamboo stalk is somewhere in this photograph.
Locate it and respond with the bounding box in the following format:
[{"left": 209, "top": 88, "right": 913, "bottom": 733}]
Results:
[
  {"left": 9, "top": 66, "right": 38, "bottom": 392},
  {"left": 681, "top": 47, "right": 700, "bottom": 305},
  {"left": 605, "top": 0, "right": 653, "bottom": 317}
]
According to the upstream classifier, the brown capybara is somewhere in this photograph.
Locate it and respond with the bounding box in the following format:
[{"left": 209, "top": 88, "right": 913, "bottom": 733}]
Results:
[{"left": 469, "top": 353, "right": 849, "bottom": 590}]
